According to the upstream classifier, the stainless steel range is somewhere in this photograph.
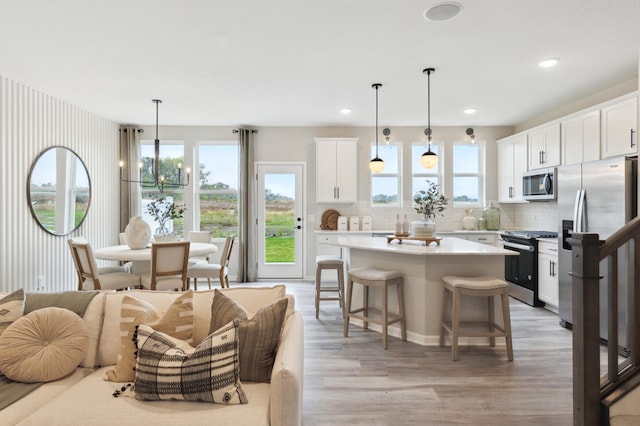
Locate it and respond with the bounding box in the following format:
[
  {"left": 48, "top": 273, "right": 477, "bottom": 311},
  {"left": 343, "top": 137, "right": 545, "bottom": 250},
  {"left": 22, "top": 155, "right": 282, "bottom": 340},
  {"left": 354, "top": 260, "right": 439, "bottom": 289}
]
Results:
[{"left": 500, "top": 230, "right": 558, "bottom": 307}]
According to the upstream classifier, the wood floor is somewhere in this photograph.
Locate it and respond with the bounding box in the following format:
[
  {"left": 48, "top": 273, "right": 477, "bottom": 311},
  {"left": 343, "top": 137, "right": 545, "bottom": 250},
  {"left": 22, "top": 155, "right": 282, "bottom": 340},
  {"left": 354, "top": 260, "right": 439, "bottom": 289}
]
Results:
[{"left": 267, "top": 280, "right": 575, "bottom": 426}]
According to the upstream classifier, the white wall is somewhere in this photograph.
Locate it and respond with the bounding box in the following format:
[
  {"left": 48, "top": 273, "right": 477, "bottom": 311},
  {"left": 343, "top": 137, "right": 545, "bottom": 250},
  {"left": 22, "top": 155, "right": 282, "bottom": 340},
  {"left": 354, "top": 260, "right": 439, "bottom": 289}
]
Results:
[{"left": 0, "top": 76, "right": 120, "bottom": 293}]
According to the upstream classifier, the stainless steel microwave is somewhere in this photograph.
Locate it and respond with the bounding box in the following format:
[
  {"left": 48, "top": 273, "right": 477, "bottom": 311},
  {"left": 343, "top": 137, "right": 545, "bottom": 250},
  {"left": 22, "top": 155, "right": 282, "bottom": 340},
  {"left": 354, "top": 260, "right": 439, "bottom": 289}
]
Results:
[{"left": 523, "top": 167, "right": 556, "bottom": 201}]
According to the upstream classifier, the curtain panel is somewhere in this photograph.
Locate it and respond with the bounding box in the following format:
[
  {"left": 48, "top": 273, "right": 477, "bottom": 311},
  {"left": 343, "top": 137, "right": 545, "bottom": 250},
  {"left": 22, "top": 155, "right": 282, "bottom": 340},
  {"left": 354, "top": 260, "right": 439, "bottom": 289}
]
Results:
[
  {"left": 119, "top": 127, "right": 142, "bottom": 232},
  {"left": 237, "top": 128, "right": 255, "bottom": 282}
]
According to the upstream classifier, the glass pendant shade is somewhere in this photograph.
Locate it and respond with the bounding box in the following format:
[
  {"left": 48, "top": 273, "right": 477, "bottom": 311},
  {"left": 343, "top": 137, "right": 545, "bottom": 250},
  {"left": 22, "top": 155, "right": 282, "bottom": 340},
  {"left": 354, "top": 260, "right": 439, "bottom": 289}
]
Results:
[
  {"left": 369, "top": 157, "right": 385, "bottom": 173},
  {"left": 420, "top": 150, "right": 438, "bottom": 169}
]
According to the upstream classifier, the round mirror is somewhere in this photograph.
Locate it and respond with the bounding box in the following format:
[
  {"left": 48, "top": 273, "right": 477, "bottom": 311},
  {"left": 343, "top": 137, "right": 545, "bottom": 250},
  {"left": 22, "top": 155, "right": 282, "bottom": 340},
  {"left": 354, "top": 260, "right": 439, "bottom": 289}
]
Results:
[{"left": 27, "top": 146, "right": 91, "bottom": 236}]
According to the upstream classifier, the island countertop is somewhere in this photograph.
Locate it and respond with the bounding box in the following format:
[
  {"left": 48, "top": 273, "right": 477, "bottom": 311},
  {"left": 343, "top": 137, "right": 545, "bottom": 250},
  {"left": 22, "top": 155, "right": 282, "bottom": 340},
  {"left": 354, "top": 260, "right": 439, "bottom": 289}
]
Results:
[{"left": 335, "top": 235, "right": 517, "bottom": 256}]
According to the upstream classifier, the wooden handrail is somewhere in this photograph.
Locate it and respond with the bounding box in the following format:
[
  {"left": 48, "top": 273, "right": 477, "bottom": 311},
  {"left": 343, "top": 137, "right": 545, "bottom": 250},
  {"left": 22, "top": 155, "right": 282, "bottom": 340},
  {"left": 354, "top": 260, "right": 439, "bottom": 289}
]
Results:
[{"left": 570, "top": 216, "right": 640, "bottom": 426}]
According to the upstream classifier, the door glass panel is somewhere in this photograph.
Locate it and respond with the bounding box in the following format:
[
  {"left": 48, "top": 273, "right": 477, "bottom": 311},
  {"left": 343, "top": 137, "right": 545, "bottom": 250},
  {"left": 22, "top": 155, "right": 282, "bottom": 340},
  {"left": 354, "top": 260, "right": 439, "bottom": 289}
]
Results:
[{"left": 264, "top": 173, "right": 295, "bottom": 263}]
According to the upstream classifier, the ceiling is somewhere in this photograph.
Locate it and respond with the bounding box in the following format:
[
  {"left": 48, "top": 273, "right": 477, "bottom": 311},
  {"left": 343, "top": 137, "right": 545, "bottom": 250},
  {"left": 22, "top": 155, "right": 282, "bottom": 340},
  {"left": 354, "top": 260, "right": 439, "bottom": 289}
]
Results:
[{"left": 1, "top": 0, "right": 639, "bottom": 128}]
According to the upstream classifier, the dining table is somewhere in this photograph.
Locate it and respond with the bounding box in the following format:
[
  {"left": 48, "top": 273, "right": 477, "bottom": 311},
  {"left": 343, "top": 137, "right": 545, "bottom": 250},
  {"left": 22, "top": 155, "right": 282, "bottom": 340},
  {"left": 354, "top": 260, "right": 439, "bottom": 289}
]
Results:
[{"left": 94, "top": 242, "right": 218, "bottom": 274}]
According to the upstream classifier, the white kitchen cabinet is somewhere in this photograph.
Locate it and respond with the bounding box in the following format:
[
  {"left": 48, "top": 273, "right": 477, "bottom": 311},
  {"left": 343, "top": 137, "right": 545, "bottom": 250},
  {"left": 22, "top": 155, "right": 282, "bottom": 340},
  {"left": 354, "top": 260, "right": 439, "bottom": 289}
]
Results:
[
  {"left": 315, "top": 138, "right": 358, "bottom": 203},
  {"left": 601, "top": 97, "right": 637, "bottom": 158},
  {"left": 538, "top": 240, "right": 559, "bottom": 312},
  {"left": 497, "top": 134, "right": 528, "bottom": 203},
  {"left": 528, "top": 122, "right": 560, "bottom": 169},
  {"left": 561, "top": 110, "right": 600, "bottom": 165}
]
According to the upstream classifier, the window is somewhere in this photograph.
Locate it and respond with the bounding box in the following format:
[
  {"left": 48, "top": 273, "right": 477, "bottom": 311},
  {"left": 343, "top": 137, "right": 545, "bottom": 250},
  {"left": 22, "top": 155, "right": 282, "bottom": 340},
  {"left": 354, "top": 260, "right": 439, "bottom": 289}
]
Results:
[
  {"left": 370, "top": 142, "right": 401, "bottom": 206},
  {"left": 452, "top": 141, "right": 483, "bottom": 207},
  {"left": 196, "top": 143, "right": 239, "bottom": 237},
  {"left": 140, "top": 141, "right": 186, "bottom": 235},
  {"left": 411, "top": 142, "right": 442, "bottom": 199}
]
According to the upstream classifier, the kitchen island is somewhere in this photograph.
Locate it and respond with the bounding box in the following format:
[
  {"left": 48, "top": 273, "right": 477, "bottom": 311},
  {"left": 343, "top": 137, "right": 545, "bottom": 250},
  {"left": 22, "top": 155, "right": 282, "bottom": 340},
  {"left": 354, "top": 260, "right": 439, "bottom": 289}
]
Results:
[{"left": 335, "top": 236, "right": 518, "bottom": 346}]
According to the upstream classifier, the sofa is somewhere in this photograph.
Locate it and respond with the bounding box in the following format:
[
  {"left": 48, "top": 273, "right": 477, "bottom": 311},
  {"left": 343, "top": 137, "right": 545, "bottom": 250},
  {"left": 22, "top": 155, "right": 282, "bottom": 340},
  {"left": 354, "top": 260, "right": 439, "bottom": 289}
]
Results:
[{"left": 0, "top": 285, "right": 304, "bottom": 426}]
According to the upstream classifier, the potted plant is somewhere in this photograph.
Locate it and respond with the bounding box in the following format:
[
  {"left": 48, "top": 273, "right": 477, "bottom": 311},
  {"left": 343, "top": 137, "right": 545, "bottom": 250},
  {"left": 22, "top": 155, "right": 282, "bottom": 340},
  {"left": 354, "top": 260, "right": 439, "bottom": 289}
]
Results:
[
  {"left": 412, "top": 181, "right": 448, "bottom": 237},
  {"left": 146, "top": 195, "right": 186, "bottom": 241}
]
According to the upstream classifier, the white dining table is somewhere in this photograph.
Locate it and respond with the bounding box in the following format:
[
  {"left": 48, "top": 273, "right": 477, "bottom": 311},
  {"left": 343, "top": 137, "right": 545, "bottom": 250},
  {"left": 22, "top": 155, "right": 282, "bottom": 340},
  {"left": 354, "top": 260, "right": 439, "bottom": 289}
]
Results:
[{"left": 94, "top": 242, "right": 217, "bottom": 274}]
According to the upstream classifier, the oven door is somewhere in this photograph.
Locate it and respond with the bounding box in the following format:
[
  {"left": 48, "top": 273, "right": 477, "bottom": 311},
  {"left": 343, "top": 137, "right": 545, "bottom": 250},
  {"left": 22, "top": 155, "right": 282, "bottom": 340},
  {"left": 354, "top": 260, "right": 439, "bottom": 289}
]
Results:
[{"left": 502, "top": 239, "right": 541, "bottom": 306}]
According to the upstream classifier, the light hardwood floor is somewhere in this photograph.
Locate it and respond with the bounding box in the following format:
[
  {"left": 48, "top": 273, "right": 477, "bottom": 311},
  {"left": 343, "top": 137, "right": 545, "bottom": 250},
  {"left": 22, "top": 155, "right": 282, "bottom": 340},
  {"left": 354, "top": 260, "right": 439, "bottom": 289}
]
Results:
[{"left": 236, "top": 280, "right": 575, "bottom": 426}]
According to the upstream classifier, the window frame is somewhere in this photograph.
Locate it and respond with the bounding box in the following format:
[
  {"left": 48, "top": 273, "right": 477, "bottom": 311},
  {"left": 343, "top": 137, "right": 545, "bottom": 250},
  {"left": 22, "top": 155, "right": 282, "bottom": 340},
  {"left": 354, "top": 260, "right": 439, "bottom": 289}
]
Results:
[
  {"left": 369, "top": 140, "right": 402, "bottom": 207},
  {"left": 452, "top": 140, "right": 484, "bottom": 209},
  {"left": 411, "top": 141, "right": 444, "bottom": 204}
]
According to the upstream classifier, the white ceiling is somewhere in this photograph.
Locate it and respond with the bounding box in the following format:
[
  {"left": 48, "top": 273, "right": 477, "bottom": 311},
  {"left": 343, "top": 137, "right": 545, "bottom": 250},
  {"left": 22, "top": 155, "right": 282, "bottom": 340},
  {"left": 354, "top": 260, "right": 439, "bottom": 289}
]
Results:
[{"left": 1, "top": 0, "right": 639, "bottom": 128}]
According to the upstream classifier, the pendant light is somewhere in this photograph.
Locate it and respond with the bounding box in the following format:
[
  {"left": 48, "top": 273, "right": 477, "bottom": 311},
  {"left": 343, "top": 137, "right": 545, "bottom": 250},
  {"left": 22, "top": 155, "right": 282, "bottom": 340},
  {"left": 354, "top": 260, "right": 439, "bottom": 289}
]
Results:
[
  {"left": 369, "top": 83, "right": 385, "bottom": 173},
  {"left": 120, "top": 99, "right": 190, "bottom": 193},
  {"left": 420, "top": 68, "right": 438, "bottom": 169}
]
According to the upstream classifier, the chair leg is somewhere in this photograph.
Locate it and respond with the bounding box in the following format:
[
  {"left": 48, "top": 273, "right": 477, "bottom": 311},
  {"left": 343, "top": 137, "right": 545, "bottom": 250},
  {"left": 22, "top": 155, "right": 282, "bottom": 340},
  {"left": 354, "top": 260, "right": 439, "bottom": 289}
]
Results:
[
  {"left": 397, "top": 281, "right": 406, "bottom": 341},
  {"left": 363, "top": 284, "right": 369, "bottom": 330},
  {"left": 344, "top": 278, "right": 353, "bottom": 337},
  {"left": 502, "top": 290, "right": 514, "bottom": 361},
  {"left": 451, "top": 289, "right": 461, "bottom": 361},
  {"left": 382, "top": 283, "right": 388, "bottom": 349},
  {"left": 439, "top": 285, "right": 449, "bottom": 347},
  {"left": 488, "top": 295, "right": 496, "bottom": 347},
  {"left": 337, "top": 265, "right": 345, "bottom": 319},
  {"left": 315, "top": 266, "right": 322, "bottom": 319}
]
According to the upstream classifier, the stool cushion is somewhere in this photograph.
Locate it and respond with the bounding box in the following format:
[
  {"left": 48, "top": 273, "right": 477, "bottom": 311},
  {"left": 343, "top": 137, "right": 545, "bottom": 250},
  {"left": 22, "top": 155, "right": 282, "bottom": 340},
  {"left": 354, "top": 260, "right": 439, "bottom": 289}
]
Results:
[
  {"left": 315, "top": 255, "right": 343, "bottom": 266},
  {"left": 349, "top": 268, "right": 402, "bottom": 281},
  {"left": 442, "top": 275, "right": 508, "bottom": 290}
]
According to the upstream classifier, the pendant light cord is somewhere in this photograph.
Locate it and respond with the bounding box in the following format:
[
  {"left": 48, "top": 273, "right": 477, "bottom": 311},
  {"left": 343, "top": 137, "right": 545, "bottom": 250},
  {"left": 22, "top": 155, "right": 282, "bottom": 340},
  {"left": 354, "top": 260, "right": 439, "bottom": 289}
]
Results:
[{"left": 375, "top": 84, "right": 379, "bottom": 157}]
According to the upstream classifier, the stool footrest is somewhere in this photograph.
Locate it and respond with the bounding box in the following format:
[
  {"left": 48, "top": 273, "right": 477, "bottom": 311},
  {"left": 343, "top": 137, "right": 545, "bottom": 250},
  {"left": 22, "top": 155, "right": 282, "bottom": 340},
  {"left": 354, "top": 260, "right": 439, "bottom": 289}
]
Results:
[{"left": 442, "top": 321, "right": 507, "bottom": 338}]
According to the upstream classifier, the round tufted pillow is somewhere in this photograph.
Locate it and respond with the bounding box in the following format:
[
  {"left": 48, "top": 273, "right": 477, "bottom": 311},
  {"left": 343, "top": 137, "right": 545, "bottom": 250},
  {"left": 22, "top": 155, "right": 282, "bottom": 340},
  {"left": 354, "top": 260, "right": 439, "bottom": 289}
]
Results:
[{"left": 0, "top": 307, "right": 89, "bottom": 383}]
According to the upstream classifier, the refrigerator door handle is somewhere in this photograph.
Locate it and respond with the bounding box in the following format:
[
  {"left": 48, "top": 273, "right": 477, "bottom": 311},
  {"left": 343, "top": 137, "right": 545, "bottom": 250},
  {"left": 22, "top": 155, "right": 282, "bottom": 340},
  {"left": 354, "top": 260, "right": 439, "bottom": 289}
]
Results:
[
  {"left": 576, "top": 189, "right": 586, "bottom": 232},
  {"left": 572, "top": 190, "right": 581, "bottom": 233}
]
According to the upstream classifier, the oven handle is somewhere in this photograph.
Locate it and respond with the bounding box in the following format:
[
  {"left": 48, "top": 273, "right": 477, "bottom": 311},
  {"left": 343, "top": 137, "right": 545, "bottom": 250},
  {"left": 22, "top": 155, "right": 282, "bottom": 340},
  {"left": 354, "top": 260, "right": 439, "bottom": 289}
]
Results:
[{"left": 502, "top": 241, "right": 535, "bottom": 252}]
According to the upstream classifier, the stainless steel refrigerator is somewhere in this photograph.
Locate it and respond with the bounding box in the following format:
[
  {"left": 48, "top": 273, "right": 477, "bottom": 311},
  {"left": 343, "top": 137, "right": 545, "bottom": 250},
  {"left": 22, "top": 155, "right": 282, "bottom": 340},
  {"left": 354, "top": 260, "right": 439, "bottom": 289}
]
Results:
[{"left": 557, "top": 156, "right": 637, "bottom": 354}]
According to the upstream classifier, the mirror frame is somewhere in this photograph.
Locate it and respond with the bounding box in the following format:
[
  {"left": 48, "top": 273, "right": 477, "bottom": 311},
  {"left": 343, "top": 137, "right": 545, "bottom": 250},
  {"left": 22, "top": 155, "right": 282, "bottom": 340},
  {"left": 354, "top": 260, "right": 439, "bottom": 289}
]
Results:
[{"left": 27, "top": 146, "right": 92, "bottom": 236}]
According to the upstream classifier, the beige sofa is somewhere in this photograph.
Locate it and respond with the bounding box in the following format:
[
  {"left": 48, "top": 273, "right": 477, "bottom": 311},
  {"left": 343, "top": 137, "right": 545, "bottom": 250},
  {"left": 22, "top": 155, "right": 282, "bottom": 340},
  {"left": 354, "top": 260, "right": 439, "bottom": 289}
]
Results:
[{"left": 1, "top": 286, "right": 304, "bottom": 426}]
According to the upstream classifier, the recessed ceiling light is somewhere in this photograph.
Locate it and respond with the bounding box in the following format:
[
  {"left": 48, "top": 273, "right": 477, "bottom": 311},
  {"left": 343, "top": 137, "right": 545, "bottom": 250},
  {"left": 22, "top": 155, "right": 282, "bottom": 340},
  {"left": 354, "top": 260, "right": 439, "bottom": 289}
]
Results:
[
  {"left": 424, "top": 2, "right": 463, "bottom": 22},
  {"left": 464, "top": 108, "right": 477, "bottom": 114},
  {"left": 538, "top": 58, "right": 559, "bottom": 68},
  {"left": 340, "top": 108, "right": 352, "bottom": 115}
]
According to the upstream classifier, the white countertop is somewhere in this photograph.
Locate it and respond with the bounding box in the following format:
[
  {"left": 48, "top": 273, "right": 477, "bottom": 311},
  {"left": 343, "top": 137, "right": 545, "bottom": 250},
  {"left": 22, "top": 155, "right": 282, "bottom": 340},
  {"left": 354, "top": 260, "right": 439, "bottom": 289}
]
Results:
[{"left": 334, "top": 236, "right": 517, "bottom": 256}]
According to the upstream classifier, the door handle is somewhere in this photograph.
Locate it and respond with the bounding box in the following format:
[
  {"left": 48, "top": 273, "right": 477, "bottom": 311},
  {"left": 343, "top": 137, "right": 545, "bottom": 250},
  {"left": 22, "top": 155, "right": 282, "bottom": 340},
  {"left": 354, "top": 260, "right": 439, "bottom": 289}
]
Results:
[{"left": 631, "top": 129, "right": 636, "bottom": 148}]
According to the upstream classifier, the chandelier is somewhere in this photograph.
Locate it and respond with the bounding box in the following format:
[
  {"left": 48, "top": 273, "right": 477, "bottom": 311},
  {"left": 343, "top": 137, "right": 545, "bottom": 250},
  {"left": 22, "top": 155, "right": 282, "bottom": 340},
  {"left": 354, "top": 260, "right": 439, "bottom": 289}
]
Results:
[{"left": 120, "top": 99, "right": 190, "bottom": 193}]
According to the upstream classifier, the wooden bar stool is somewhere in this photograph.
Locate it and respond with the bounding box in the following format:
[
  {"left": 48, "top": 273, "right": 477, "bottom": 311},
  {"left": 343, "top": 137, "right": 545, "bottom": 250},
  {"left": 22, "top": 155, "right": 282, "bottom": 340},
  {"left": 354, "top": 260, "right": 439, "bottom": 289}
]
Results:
[
  {"left": 343, "top": 268, "right": 406, "bottom": 349},
  {"left": 315, "top": 255, "right": 345, "bottom": 319},
  {"left": 439, "top": 275, "right": 514, "bottom": 361}
]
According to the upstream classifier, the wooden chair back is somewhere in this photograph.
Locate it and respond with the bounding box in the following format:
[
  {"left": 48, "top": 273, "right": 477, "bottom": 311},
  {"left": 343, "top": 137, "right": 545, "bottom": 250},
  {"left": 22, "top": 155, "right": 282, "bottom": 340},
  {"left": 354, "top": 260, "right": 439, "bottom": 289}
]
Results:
[
  {"left": 67, "top": 238, "right": 101, "bottom": 290},
  {"left": 150, "top": 241, "right": 191, "bottom": 291}
]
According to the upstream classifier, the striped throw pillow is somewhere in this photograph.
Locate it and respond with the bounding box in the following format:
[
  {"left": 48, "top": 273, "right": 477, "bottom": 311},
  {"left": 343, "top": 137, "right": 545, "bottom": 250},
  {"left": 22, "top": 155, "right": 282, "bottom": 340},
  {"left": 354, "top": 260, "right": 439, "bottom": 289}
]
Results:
[
  {"left": 0, "top": 289, "right": 25, "bottom": 336},
  {"left": 104, "top": 290, "right": 193, "bottom": 382},
  {"left": 132, "top": 321, "right": 247, "bottom": 404}
]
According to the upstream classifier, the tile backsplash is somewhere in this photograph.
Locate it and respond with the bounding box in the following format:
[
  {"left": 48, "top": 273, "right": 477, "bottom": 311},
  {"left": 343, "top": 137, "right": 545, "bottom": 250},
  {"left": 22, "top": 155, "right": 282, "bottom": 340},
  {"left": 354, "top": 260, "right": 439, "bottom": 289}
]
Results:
[{"left": 314, "top": 200, "right": 558, "bottom": 232}]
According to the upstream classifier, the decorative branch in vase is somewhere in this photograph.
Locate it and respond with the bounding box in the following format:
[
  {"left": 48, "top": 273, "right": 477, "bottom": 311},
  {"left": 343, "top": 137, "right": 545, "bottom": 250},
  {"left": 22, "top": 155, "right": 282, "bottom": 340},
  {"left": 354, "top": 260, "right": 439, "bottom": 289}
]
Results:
[
  {"left": 412, "top": 181, "right": 448, "bottom": 237},
  {"left": 146, "top": 195, "right": 186, "bottom": 241}
]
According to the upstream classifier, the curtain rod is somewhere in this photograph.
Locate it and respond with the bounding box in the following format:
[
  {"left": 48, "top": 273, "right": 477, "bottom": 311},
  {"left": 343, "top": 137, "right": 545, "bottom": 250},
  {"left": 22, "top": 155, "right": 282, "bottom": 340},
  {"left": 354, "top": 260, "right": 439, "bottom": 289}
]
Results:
[
  {"left": 232, "top": 129, "right": 258, "bottom": 134},
  {"left": 119, "top": 128, "right": 144, "bottom": 133}
]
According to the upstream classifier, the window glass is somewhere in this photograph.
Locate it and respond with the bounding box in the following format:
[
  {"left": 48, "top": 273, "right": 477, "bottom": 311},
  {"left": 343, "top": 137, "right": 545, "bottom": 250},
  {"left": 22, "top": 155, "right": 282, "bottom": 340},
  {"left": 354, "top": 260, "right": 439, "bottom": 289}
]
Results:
[
  {"left": 452, "top": 142, "right": 482, "bottom": 206},
  {"left": 197, "top": 143, "right": 239, "bottom": 237},
  {"left": 370, "top": 143, "right": 401, "bottom": 206},
  {"left": 411, "top": 142, "right": 442, "bottom": 199}
]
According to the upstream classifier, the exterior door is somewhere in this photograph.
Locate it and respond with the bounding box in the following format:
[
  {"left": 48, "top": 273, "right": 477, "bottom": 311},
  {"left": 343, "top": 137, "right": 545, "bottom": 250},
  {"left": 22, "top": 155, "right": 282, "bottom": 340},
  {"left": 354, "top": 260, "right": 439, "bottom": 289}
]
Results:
[{"left": 256, "top": 163, "right": 304, "bottom": 279}]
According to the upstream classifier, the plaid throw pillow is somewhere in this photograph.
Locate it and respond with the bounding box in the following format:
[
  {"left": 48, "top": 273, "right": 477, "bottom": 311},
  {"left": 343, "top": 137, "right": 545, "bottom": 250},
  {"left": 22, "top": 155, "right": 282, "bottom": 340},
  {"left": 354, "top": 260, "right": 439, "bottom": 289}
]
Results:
[
  {"left": 0, "top": 289, "right": 24, "bottom": 336},
  {"left": 132, "top": 321, "right": 247, "bottom": 404}
]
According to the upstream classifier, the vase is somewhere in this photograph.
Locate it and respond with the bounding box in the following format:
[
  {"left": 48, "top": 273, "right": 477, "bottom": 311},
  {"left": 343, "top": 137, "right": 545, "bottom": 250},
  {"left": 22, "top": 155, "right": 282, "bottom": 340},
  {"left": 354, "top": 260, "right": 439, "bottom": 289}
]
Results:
[
  {"left": 411, "top": 218, "right": 436, "bottom": 238},
  {"left": 155, "top": 221, "right": 170, "bottom": 237},
  {"left": 124, "top": 216, "right": 151, "bottom": 249},
  {"left": 462, "top": 208, "right": 476, "bottom": 230},
  {"left": 482, "top": 202, "right": 501, "bottom": 231}
]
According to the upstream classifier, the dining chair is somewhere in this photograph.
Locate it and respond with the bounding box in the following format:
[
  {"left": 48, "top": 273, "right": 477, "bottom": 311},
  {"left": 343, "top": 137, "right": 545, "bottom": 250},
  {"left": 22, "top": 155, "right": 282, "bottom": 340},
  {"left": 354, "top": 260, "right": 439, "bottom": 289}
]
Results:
[
  {"left": 187, "top": 236, "right": 234, "bottom": 290},
  {"left": 187, "top": 231, "right": 213, "bottom": 263},
  {"left": 67, "top": 238, "right": 141, "bottom": 291},
  {"left": 140, "top": 241, "right": 191, "bottom": 291}
]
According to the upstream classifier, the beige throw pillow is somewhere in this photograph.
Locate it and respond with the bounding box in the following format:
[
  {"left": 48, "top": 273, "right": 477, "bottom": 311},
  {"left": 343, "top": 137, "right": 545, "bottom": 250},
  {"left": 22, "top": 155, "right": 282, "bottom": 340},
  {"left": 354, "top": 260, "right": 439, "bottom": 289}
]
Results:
[
  {"left": 0, "top": 307, "right": 88, "bottom": 383},
  {"left": 104, "top": 290, "right": 193, "bottom": 382},
  {"left": 209, "top": 290, "right": 288, "bottom": 382},
  {"left": 0, "top": 289, "right": 25, "bottom": 336}
]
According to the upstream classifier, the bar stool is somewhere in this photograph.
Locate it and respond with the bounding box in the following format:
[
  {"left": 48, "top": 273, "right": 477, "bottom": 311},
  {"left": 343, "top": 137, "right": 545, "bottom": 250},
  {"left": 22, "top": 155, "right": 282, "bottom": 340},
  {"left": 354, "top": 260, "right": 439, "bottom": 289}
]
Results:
[
  {"left": 439, "top": 275, "right": 513, "bottom": 361},
  {"left": 343, "top": 268, "right": 406, "bottom": 349},
  {"left": 315, "top": 255, "right": 345, "bottom": 319}
]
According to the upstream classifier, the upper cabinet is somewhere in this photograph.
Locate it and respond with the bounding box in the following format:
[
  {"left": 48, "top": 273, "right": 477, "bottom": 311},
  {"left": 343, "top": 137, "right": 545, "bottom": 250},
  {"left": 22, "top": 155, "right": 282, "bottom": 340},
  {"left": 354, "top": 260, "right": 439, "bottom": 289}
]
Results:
[
  {"left": 528, "top": 122, "right": 560, "bottom": 169},
  {"left": 561, "top": 110, "right": 600, "bottom": 165},
  {"left": 497, "top": 134, "right": 528, "bottom": 203},
  {"left": 601, "top": 97, "right": 637, "bottom": 158},
  {"left": 315, "top": 138, "right": 358, "bottom": 203}
]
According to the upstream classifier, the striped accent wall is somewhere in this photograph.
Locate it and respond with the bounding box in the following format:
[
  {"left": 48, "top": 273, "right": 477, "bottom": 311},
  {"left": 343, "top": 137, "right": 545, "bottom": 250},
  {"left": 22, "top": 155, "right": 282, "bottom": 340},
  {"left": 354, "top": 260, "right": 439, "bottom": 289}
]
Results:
[{"left": 0, "top": 76, "right": 120, "bottom": 293}]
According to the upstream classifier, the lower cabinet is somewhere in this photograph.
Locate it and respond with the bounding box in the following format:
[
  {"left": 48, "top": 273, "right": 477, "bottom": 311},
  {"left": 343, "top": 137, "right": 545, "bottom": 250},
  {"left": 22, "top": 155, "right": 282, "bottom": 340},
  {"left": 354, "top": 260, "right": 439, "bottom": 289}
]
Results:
[{"left": 537, "top": 240, "right": 559, "bottom": 311}]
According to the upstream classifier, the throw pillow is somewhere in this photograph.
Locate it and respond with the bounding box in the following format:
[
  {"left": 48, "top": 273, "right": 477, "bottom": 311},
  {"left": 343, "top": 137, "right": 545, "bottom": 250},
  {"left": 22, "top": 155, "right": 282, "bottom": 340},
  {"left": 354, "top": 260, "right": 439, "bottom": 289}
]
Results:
[
  {"left": 0, "top": 307, "right": 88, "bottom": 382},
  {"left": 131, "top": 322, "right": 247, "bottom": 404},
  {"left": 209, "top": 289, "right": 288, "bottom": 382},
  {"left": 104, "top": 290, "right": 193, "bottom": 382},
  {"left": 0, "top": 289, "right": 25, "bottom": 336}
]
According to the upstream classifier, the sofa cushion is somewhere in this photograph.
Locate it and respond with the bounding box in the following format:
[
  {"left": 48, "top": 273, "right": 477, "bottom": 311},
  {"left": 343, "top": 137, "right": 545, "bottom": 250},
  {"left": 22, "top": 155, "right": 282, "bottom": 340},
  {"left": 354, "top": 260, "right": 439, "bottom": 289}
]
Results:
[
  {"left": 0, "top": 307, "right": 88, "bottom": 383},
  {"left": 130, "top": 321, "right": 247, "bottom": 404},
  {"left": 192, "top": 285, "right": 287, "bottom": 345},
  {"left": 104, "top": 291, "right": 193, "bottom": 382},
  {"left": 210, "top": 290, "right": 288, "bottom": 382},
  {"left": 0, "top": 288, "right": 24, "bottom": 336}
]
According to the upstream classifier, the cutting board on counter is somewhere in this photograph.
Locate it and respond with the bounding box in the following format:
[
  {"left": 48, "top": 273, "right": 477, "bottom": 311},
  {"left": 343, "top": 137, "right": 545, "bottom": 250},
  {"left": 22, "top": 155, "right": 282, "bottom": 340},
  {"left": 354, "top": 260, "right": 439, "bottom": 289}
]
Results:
[{"left": 320, "top": 209, "right": 340, "bottom": 230}]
